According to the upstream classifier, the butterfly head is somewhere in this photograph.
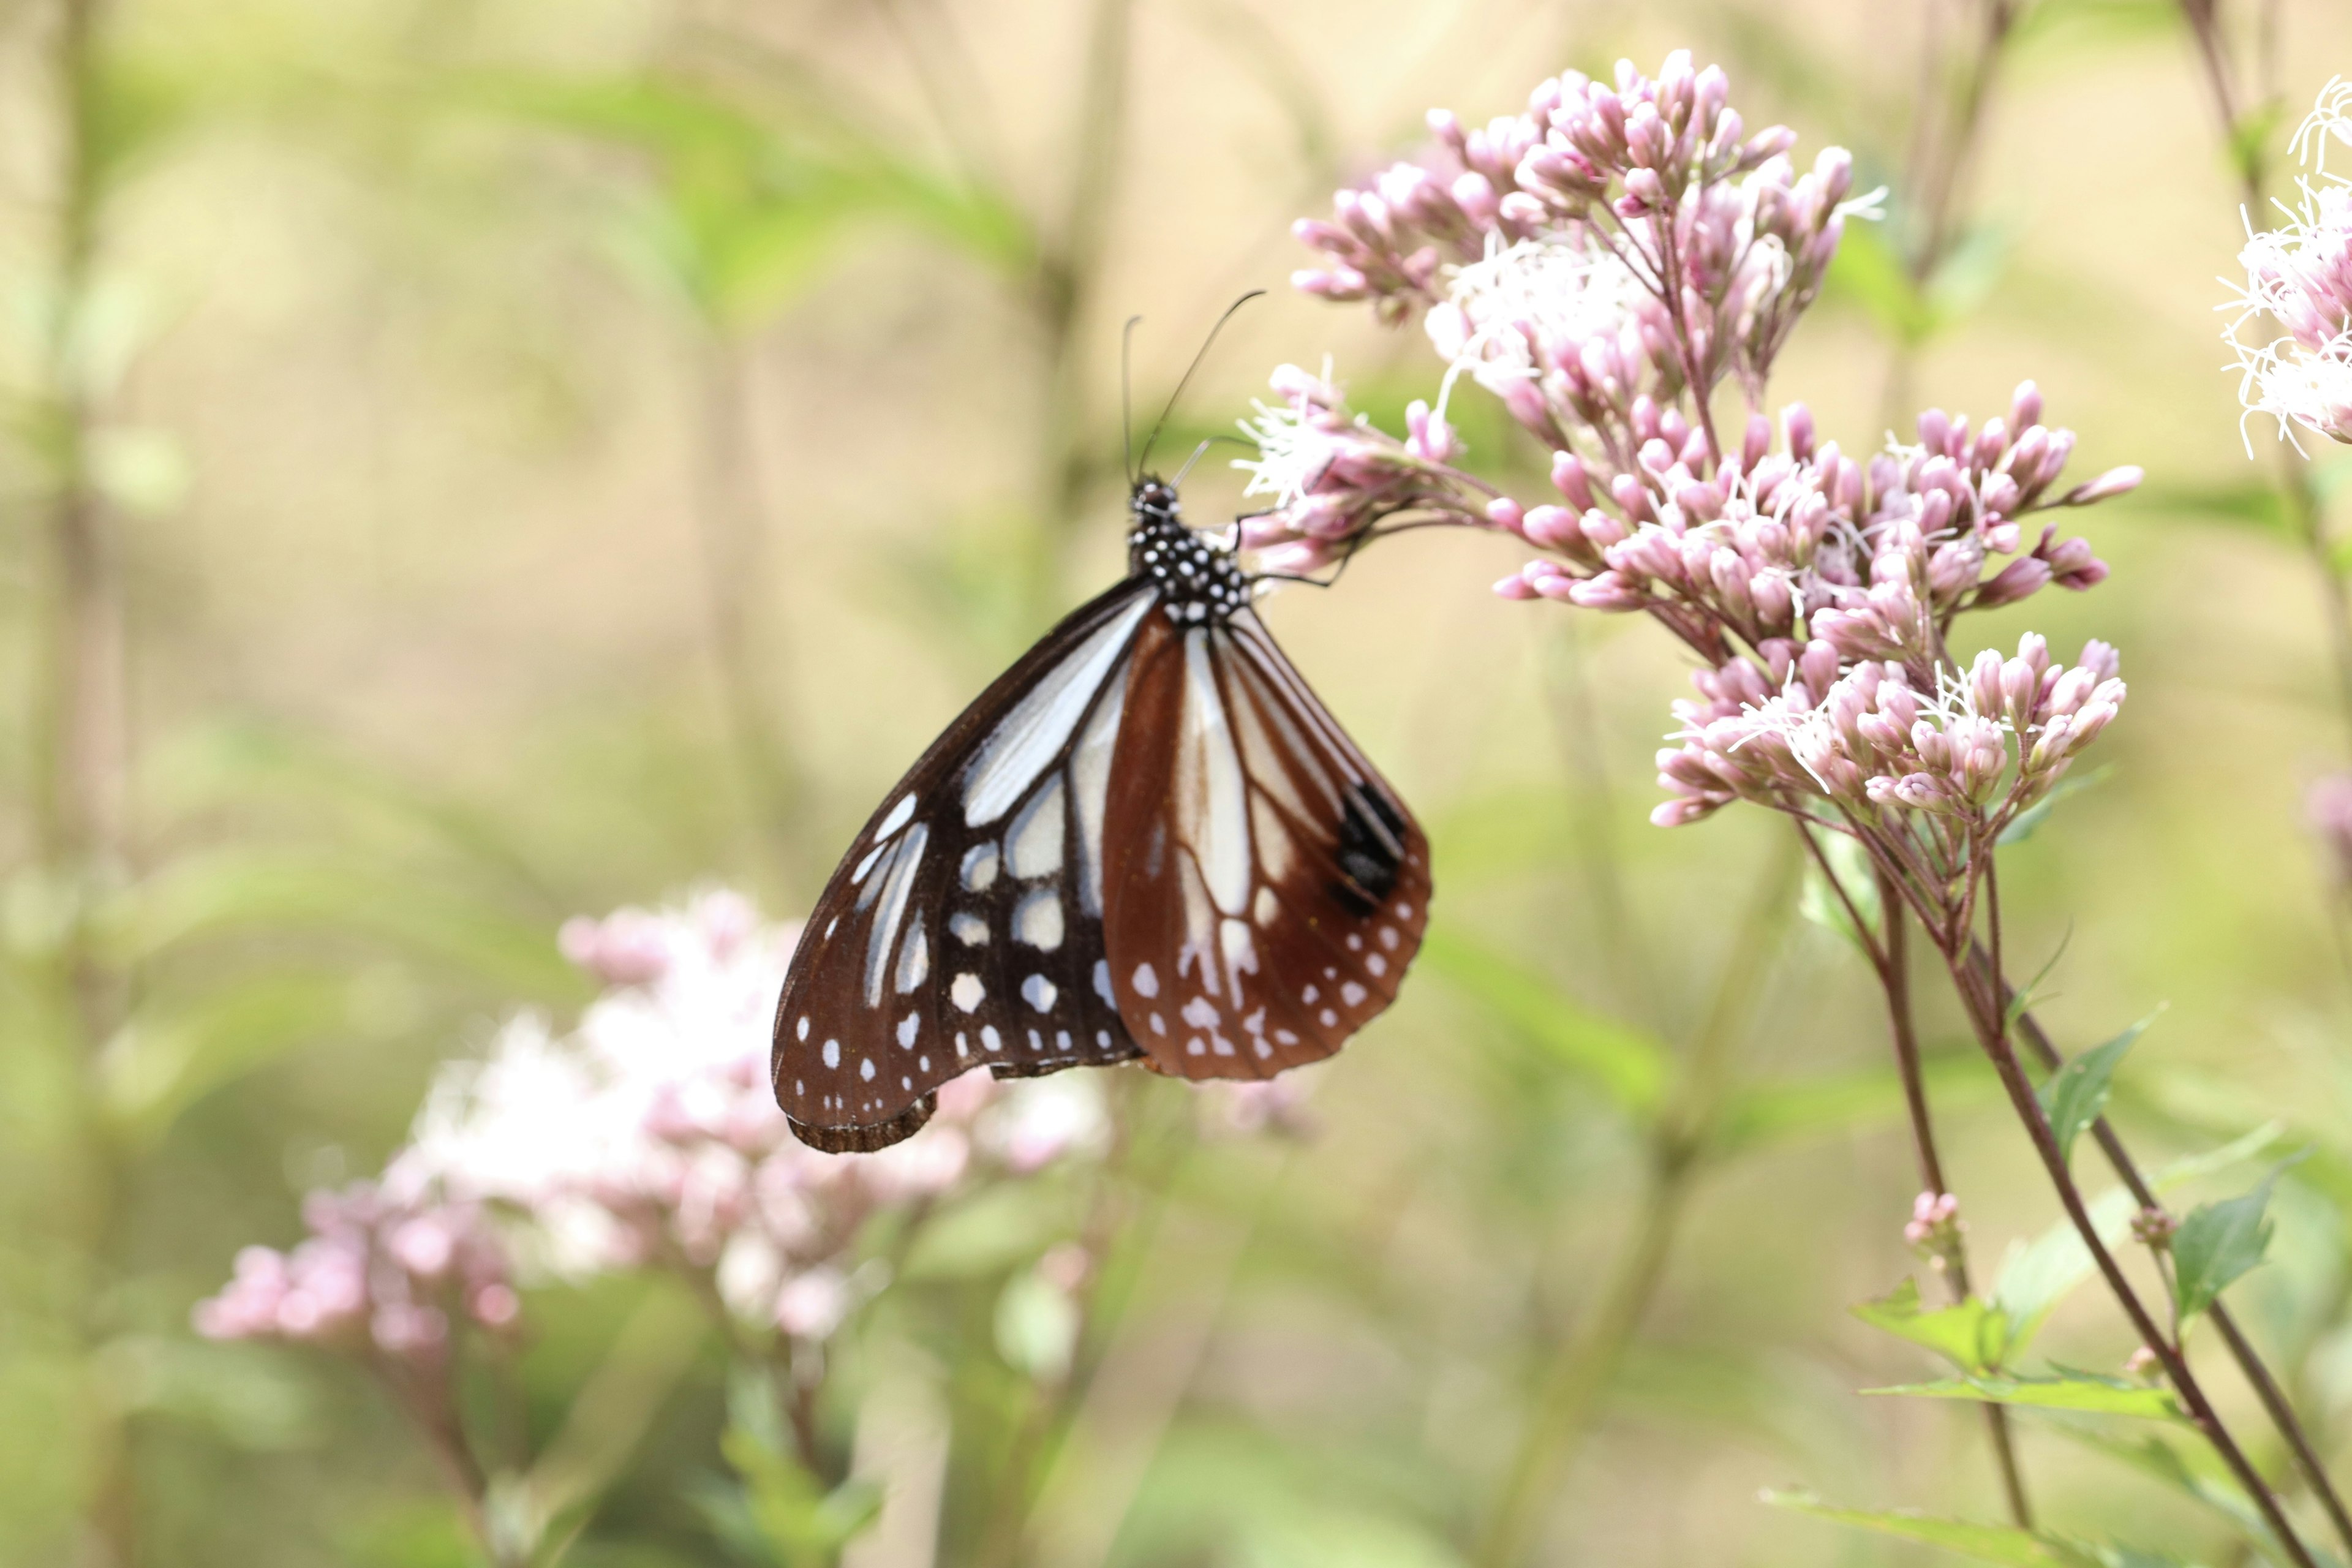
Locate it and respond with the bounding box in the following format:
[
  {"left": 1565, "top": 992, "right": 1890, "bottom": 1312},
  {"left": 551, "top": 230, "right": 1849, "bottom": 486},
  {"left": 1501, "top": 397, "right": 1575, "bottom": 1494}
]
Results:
[{"left": 1128, "top": 476, "right": 1248, "bottom": 624}]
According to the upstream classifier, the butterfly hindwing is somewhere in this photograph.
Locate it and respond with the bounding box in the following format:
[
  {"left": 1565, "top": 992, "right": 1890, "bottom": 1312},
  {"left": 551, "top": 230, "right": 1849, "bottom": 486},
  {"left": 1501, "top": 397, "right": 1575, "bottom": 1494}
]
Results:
[
  {"left": 1099, "top": 605, "right": 1431, "bottom": 1079},
  {"left": 772, "top": 580, "right": 1155, "bottom": 1150}
]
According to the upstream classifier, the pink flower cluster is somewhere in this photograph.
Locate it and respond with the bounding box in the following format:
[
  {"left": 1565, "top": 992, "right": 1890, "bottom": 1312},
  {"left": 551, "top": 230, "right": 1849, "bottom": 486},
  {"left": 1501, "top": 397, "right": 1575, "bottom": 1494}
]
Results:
[
  {"left": 1652, "top": 634, "right": 2124, "bottom": 834},
  {"left": 2227, "top": 81, "right": 2352, "bottom": 447},
  {"left": 387, "top": 892, "right": 1107, "bottom": 1339},
  {"left": 1233, "top": 363, "right": 1490, "bottom": 574},
  {"left": 195, "top": 1182, "right": 519, "bottom": 1360},
  {"left": 1256, "top": 55, "right": 2142, "bottom": 839},
  {"left": 1492, "top": 388, "right": 2126, "bottom": 658},
  {"left": 199, "top": 892, "right": 1114, "bottom": 1361},
  {"left": 1904, "top": 1191, "right": 1964, "bottom": 1252},
  {"left": 1295, "top": 51, "right": 1856, "bottom": 408}
]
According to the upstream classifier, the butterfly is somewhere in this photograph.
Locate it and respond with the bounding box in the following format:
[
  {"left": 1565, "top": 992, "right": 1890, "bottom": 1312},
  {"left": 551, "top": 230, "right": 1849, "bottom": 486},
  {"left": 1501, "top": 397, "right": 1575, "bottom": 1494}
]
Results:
[{"left": 772, "top": 307, "right": 1430, "bottom": 1152}]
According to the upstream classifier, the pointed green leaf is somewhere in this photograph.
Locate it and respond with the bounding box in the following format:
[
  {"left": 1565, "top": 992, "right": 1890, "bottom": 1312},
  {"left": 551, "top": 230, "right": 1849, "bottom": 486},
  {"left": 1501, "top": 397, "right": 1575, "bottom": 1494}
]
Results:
[
  {"left": 1999, "top": 764, "right": 2114, "bottom": 846},
  {"left": 1852, "top": 1279, "right": 2011, "bottom": 1374},
  {"left": 1863, "top": 1372, "right": 2183, "bottom": 1420},
  {"left": 2038, "top": 1010, "right": 2159, "bottom": 1166},
  {"left": 1992, "top": 1123, "right": 2279, "bottom": 1357},
  {"left": 1763, "top": 1490, "right": 2099, "bottom": 1566},
  {"left": 1420, "top": 925, "right": 1670, "bottom": 1120},
  {"left": 2173, "top": 1166, "right": 2291, "bottom": 1322}
]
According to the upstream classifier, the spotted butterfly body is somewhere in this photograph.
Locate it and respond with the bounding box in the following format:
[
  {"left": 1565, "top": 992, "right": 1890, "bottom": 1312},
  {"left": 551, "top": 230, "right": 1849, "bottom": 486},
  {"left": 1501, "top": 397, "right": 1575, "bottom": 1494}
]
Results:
[{"left": 771, "top": 478, "right": 1431, "bottom": 1152}]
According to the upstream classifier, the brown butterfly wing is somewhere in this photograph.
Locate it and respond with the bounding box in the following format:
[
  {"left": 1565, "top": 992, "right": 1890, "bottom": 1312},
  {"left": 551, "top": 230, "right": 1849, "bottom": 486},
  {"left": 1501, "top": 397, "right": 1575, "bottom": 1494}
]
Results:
[
  {"left": 772, "top": 580, "right": 1153, "bottom": 1151},
  {"left": 1099, "top": 605, "right": 1431, "bottom": 1078}
]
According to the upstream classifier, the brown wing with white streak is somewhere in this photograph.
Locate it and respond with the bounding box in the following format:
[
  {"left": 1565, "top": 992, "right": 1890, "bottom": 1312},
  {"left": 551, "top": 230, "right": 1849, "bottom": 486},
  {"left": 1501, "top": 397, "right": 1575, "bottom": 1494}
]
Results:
[{"left": 1098, "top": 604, "right": 1431, "bottom": 1078}]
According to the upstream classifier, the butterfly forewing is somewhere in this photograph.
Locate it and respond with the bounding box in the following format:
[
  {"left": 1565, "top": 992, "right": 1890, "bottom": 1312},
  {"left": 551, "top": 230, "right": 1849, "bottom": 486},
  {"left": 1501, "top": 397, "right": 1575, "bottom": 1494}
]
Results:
[
  {"left": 1099, "top": 606, "right": 1431, "bottom": 1078},
  {"left": 773, "top": 580, "right": 1155, "bottom": 1150}
]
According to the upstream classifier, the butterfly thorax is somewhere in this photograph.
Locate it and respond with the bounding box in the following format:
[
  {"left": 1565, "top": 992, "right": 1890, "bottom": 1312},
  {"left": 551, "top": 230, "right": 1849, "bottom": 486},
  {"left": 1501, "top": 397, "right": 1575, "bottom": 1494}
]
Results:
[{"left": 1128, "top": 478, "right": 1248, "bottom": 626}]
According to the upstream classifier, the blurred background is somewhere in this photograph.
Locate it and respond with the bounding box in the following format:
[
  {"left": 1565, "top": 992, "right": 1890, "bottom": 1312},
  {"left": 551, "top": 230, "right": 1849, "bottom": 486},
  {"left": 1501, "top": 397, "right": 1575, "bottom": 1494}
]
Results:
[{"left": 9, "top": 0, "right": 2352, "bottom": 1563}]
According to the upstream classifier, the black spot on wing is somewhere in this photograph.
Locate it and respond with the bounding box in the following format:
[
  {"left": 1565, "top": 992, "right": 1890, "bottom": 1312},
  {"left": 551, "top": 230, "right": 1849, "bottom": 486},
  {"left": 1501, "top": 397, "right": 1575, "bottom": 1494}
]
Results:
[{"left": 1332, "top": 782, "right": 1408, "bottom": 913}]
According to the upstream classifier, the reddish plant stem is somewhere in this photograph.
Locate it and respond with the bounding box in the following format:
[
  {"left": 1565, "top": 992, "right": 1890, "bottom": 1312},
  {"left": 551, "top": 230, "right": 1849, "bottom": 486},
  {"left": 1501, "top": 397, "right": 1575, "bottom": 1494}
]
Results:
[
  {"left": 1892, "top": 865, "right": 2319, "bottom": 1567},
  {"left": 1793, "top": 825, "right": 2031, "bottom": 1526},
  {"left": 1983, "top": 952, "right": 2352, "bottom": 1560}
]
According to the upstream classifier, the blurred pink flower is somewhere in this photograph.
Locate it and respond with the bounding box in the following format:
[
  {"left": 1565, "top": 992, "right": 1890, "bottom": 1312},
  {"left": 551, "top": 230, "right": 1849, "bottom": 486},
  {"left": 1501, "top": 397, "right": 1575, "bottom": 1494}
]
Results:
[
  {"left": 194, "top": 1181, "right": 515, "bottom": 1362},
  {"left": 391, "top": 892, "right": 1098, "bottom": 1338},
  {"left": 2309, "top": 771, "right": 2352, "bottom": 884}
]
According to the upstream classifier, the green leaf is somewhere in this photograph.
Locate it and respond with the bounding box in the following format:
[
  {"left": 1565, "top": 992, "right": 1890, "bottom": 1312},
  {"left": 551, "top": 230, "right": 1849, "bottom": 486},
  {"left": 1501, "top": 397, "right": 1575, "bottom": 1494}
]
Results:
[
  {"left": 97, "top": 847, "right": 584, "bottom": 1003},
  {"left": 1419, "top": 925, "right": 1672, "bottom": 1120},
  {"left": 1864, "top": 1371, "right": 2184, "bottom": 1420},
  {"left": 1993, "top": 1125, "right": 2280, "bottom": 1355},
  {"left": 1798, "top": 826, "right": 1881, "bottom": 952},
  {"left": 1825, "top": 223, "right": 1938, "bottom": 346},
  {"left": 2123, "top": 480, "right": 2290, "bottom": 535},
  {"left": 97, "top": 970, "right": 363, "bottom": 1147},
  {"left": 2037, "top": 1009, "right": 2160, "bottom": 1166},
  {"left": 463, "top": 72, "right": 1031, "bottom": 335},
  {"left": 1852, "top": 1279, "right": 2012, "bottom": 1374},
  {"left": 2000, "top": 764, "right": 2115, "bottom": 846},
  {"left": 1714, "top": 1050, "right": 1994, "bottom": 1155},
  {"left": 2050, "top": 1424, "right": 2274, "bottom": 1545},
  {"left": 995, "top": 1270, "right": 1080, "bottom": 1382},
  {"left": 2004, "top": 927, "right": 2075, "bottom": 1034},
  {"left": 2173, "top": 1166, "right": 2290, "bottom": 1322},
  {"left": 1762, "top": 1490, "right": 2098, "bottom": 1566}
]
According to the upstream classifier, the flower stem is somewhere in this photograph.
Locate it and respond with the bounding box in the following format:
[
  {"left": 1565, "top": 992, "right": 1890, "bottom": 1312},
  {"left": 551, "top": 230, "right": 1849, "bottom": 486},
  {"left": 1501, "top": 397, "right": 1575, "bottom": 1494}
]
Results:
[
  {"left": 1935, "top": 921, "right": 2319, "bottom": 1567},
  {"left": 1797, "top": 827, "right": 2032, "bottom": 1526},
  {"left": 1991, "top": 959, "right": 2352, "bottom": 1561},
  {"left": 1471, "top": 834, "right": 1798, "bottom": 1568}
]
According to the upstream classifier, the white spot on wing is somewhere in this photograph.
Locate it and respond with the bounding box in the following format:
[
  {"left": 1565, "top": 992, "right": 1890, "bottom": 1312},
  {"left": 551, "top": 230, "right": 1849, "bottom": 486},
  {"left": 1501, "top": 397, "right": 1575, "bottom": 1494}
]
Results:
[
  {"left": 822, "top": 1039, "right": 840, "bottom": 1068},
  {"left": 1177, "top": 630, "right": 1253, "bottom": 914},
  {"left": 1181, "top": 997, "right": 1218, "bottom": 1028},
  {"left": 862, "top": 823, "right": 929, "bottom": 1006},
  {"left": 1008, "top": 778, "right": 1066, "bottom": 879},
  {"left": 962, "top": 843, "right": 999, "bottom": 892},
  {"left": 963, "top": 594, "right": 1153, "bottom": 825},
  {"left": 860, "top": 1058, "right": 876, "bottom": 1082},
  {"left": 1341, "top": 980, "right": 1368, "bottom": 1006},
  {"left": 1133, "top": 962, "right": 1159, "bottom": 997},
  {"left": 897, "top": 1012, "right": 919, "bottom": 1048},
  {"left": 796, "top": 1016, "right": 810, "bottom": 1042},
  {"left": 1015, "top": 889, "right": 1065, "bottom": 950},
  {"left": 1253, "top": 886, "right": 1278, "bottom": 926},
  {"left": 1071, "top": 665, "right": 1126, "bottom": 914},
  {"left": 1093, "top": 960, "right": 1114, "bottom": 1006},
  {"left": 875, "top": 794, "right": 916, "bottom": 841},
  {"left": 982, "top": 1025, "right": 1003, "bottom": 1052},
  {"left": 1023, "top": 974, "right": 1058, "bottom": 1012},
  {"left": 952, "top": 973, "right": 985, "bottom": 1012},
  {"left": 951, "top": 911, "right": 989, "bottom": 946},
  {"left": 895, "top": 917, "right": 929, "bottom": 993}
]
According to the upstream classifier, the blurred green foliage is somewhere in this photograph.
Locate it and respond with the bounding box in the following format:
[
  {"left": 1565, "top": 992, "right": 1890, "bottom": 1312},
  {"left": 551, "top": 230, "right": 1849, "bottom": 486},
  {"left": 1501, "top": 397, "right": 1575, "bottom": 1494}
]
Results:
[{"left": 10, "top": 0, "right": 2352, "bottom": 1566}]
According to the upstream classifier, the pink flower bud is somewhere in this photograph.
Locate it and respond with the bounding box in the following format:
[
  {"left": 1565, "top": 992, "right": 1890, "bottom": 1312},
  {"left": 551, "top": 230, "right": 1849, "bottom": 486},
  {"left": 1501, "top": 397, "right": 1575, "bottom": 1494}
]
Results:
[
  {"left": 1551, "top": 450, "right": 1597, "bottom": 509},
  {"left": 2062, "top": 465, "right": 2143, "bottom": 505},
  {"left": 1975, "top": 556, "right": 2051, "bottom": 608},
  {"left": 1521, "top": 505, "right": 1581, "bottom": 549}
]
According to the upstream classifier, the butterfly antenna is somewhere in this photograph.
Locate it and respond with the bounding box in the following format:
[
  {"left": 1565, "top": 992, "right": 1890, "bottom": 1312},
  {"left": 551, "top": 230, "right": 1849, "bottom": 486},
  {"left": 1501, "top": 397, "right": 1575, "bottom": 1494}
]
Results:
[
  {"left": 1121, "top": 314, "right": 1143, "bottom": 486},
  {"left": 1135, "top": 288, "right": 1266, "bottom": 480},
  {"left": 1171, "top": 438, "right": 1214, "bottom": 487}
]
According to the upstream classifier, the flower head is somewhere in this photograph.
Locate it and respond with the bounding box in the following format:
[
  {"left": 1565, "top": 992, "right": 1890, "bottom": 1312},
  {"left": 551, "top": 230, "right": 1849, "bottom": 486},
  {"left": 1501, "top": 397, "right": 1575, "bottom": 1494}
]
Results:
[
  {"left": 2226, "top": 78, "right": 2352, "bottom": 448},
  {"left": 194, "top": 1181, "right": 518, "bottom": 1362}
]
